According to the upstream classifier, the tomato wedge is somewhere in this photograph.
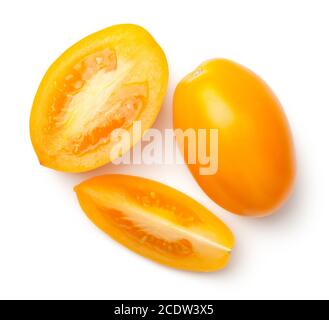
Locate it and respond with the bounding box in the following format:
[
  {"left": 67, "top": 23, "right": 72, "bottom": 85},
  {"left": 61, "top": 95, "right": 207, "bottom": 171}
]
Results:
[
  {"left": 30, "top": 24, "right": 168, "bottom": 172},
  {"left": 75, "top": 175, "right": 234, "bottom": 272}
]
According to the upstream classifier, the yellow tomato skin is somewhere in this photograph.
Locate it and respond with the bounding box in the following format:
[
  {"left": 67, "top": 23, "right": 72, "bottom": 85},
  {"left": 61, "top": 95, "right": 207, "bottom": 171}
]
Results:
[{"left": 173, "top": 59, "right": 296, "bottom": 217}]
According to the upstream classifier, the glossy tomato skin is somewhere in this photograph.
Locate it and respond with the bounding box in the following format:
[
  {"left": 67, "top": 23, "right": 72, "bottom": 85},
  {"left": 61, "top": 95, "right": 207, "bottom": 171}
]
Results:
[
  {"left": 75, "top": 174, "right": 234, "bottom": 272},
  {"left": 173, "top": 59, "right": 296, "bottom": 217}
]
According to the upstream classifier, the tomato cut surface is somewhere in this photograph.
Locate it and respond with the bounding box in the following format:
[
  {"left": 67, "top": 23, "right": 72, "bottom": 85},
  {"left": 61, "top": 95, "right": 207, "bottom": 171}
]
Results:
[
  {"left": 30, "top": 24, "right": 168, "bottom": 172},
  {"left": 75, "top": 175, "right": 234, "bottom": 272}
]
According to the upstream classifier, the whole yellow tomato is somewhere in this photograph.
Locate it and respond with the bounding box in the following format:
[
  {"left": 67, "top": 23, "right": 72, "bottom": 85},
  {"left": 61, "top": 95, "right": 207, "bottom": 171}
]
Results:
[{"left": 173, "top": 59, "right": 296, "bottom": 217}]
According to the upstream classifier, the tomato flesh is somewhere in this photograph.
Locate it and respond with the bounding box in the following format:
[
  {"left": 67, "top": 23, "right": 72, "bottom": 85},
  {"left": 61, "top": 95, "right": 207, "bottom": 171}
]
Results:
[
  {"left": 75, "top": 175, "right": 234, "bottom": 272},
  {"left": 30, "top": 24, "right": 168, "bottom": 172},
  {"left": 49, "top": 48, "right": 117, "bottom": 129}
]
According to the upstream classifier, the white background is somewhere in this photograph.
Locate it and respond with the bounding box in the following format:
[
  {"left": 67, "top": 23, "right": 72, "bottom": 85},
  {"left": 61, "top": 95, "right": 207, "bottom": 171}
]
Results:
[{"left": 0, "top": 0, "right": 328, "bottom": 300}]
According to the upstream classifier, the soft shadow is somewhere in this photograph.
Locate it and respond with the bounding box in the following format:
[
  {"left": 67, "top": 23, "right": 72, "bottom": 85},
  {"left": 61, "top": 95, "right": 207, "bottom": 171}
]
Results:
[{"left": 242, "top": 171, "right": 304, "bottom": 231}]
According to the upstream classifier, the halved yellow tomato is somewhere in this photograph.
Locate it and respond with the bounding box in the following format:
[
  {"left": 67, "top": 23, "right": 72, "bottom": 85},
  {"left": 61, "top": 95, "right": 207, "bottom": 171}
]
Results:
[
  {"left": 75, "top": 175, "right": 234, "bottom": 272},
  {"left": 173, "top": 59, "right": 296, "bottom": 217},
  {"left": 30, "top": 24, "right": 168, "bottom": 172}
]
